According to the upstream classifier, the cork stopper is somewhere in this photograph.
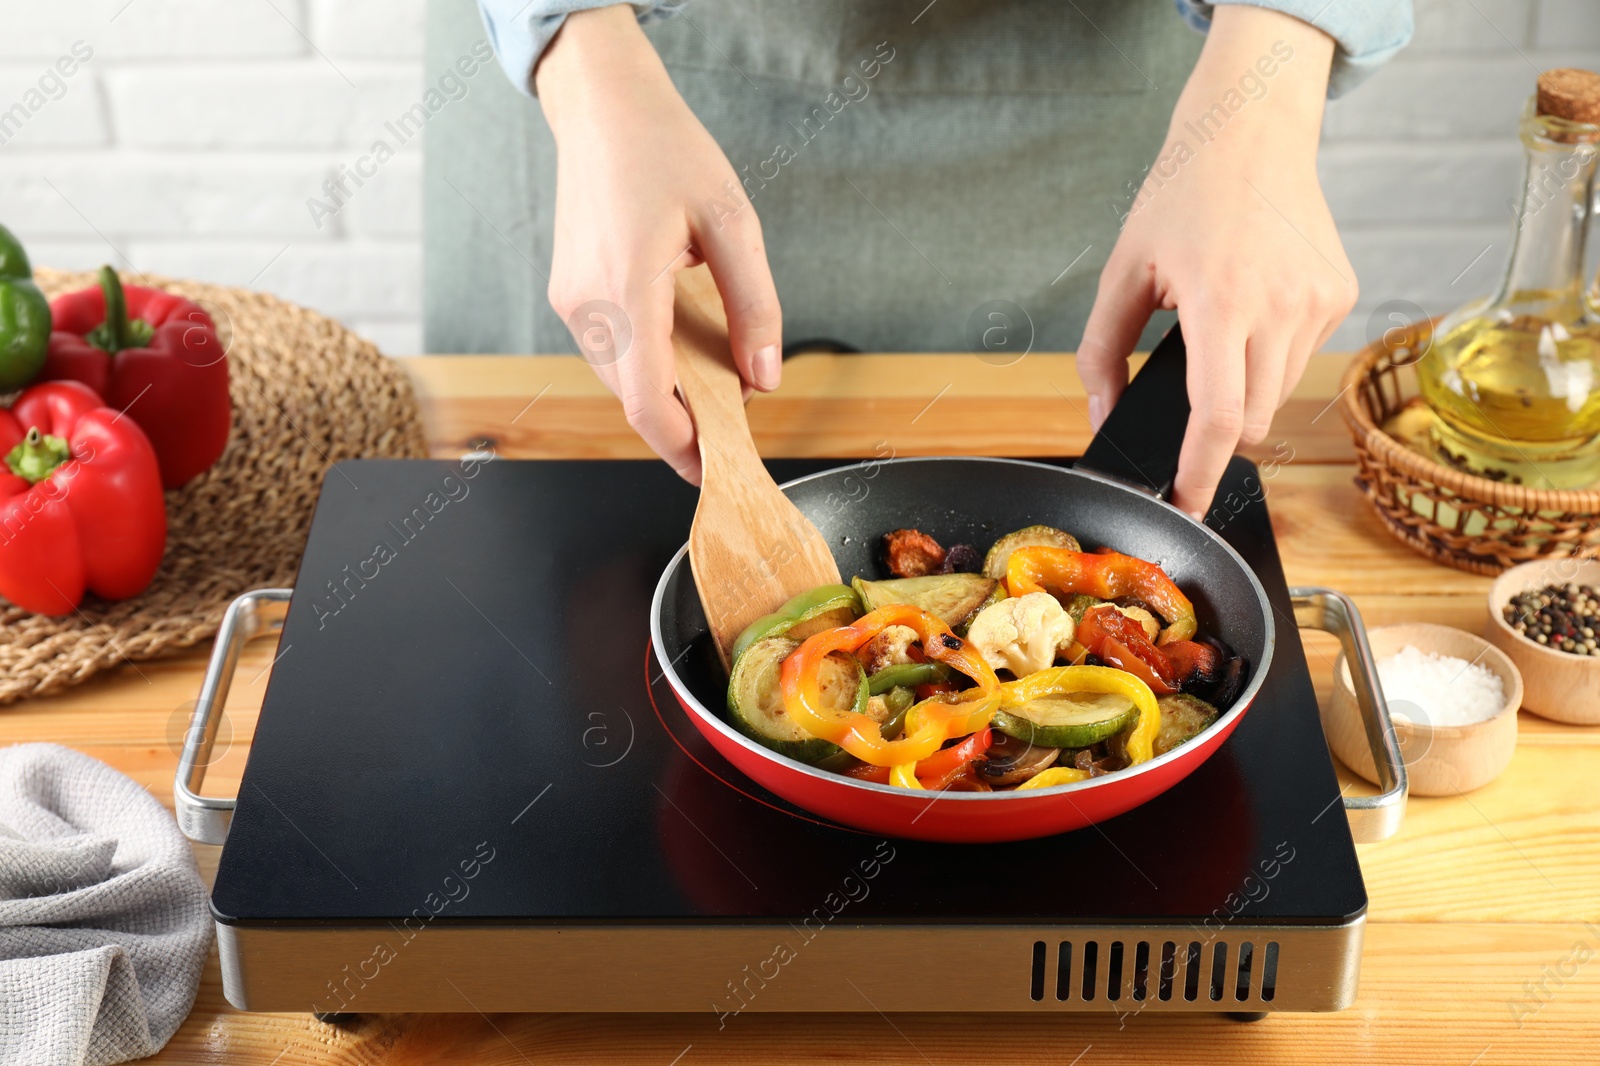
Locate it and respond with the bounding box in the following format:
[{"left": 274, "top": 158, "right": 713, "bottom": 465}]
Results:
[{"left": 1537, "top": 68, "right": 1600, "bottom": 126}]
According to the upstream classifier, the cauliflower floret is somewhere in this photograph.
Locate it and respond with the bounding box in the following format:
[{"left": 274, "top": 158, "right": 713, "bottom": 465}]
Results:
[
  {"left": 860, "top": 624, "right": 919, "bottom": 674},
  {"left": 1114, "top": 605, "right": 1161, "bottom": 643},
  {"left": 966, "top": 592, "right": 1076, "bottom": 677}
]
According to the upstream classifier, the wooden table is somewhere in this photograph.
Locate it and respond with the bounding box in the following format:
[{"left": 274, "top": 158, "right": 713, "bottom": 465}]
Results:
[{"left": 7, "top": 353, "right": 1597, "bottom": 1064}]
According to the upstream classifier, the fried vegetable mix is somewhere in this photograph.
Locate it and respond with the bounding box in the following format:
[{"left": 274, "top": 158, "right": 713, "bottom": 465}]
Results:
[{"left": 723, "top": 524, "right": 1243, "bottom": 792}]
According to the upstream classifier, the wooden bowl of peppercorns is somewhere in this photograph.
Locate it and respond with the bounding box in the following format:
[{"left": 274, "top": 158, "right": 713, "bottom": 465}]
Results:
[{"left": 1488, "top": 560, "right": 1600, "bottom": 724}]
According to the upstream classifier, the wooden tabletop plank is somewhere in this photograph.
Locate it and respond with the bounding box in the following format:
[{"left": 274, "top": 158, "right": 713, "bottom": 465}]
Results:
[
  {"left": 412, "top": 353, "right": 1359, "bottom": 466},
  {"left": 5, "top": 353, "right": 1598, "bottom": 1063}
]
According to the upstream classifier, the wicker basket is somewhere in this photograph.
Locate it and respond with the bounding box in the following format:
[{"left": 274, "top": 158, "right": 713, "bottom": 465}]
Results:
[
  {"left": 1338, "top": 323, "right": 1600, "bottom": 575},
  {"left": 0, "top": 269, "right": 429, "bottom": 705}
]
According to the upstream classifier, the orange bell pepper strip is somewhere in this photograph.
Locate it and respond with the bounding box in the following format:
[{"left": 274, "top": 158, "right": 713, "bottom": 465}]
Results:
[
  {"left": 1005, "top": 546, "right": 1197, "bottom": 644},
  {"left": 781, "top": 604, "right": 999, "bottom": 767}
]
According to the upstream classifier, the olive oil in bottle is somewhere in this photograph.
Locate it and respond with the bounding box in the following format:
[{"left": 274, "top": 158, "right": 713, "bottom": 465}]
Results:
[{"left": 1416, "top": 70, "right": 1600, "bottom": 489}]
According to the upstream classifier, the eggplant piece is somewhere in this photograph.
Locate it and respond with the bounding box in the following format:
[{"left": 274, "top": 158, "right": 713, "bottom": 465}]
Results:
[
  {"left": 939, "top": 543, "right": 982, "bottom": 574},
  {"left": 852, "top": 573, "right": 1001, "bottom": 631},
  {"left": 982, "top": 524, "right": 1083, "bottom": 580},
  {"left": 1153, "top": 693, "right": 1221, "bottom": 757},
  {"left": 1071, "top": 745, "right": 1128, "bottom": 777},
  {"left": 726, "top": 636, "right": 861, "bottom": 763},
  {"left": 1207, "top": 655, "right": 1248, "bottom": 708},
  {"left": 977, "top": 733, "right": 1061, "bottom": 787},
  {"left": 1183, "top": 633, "right": 1248, "bottom": 709}
]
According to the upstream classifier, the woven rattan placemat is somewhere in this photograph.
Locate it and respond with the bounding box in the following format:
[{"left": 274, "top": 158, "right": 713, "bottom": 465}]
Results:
[{"left": 0, "top": 270, "right": 429, "bottom": 704}]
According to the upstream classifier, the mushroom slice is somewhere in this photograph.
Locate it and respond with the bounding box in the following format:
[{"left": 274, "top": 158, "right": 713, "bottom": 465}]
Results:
[{"left": 977, "top": 732, "right": 1061, "bottom": 787}]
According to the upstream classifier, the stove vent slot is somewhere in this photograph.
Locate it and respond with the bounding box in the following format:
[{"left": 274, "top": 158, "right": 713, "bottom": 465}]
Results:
[
  {"left": 1031, "top": 938, "right": 1282, "bottom": 1005},
  {"left": 1209, "top": 942, "right": 1228, "bottom": 1000}
]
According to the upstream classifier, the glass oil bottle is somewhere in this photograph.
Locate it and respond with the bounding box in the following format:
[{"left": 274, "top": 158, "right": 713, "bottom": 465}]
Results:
[{"left": 1416, "top": 70, "right": 1600, "bottom": 489}]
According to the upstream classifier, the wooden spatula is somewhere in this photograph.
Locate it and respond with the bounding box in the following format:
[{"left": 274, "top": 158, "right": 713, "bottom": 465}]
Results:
[{"left": 672, "top": 264, "right": 842, "bottom": 668}]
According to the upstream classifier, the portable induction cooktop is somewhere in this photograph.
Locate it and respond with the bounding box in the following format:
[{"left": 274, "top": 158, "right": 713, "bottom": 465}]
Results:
[{"left": 177, "top": 455, "right": 1401, "bottom": 1018}]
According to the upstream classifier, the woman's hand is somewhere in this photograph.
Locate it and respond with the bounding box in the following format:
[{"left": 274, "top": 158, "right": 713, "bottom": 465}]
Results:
[
  {"left": 536, "top": 5, "right": 782, "bottom": 484},
  {"left": 1076, "top": 5, "right": 1355, "bottom": 519}
]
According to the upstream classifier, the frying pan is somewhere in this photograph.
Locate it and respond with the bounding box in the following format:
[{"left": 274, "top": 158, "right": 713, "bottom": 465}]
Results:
[{"left": 651, "top": 325, "right": 1407, "bottom": 843}]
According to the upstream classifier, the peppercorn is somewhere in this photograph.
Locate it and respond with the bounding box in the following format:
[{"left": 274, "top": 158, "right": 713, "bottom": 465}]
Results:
[{"left": 1506, "top": 582, "right": 1600, "bottom": 656}]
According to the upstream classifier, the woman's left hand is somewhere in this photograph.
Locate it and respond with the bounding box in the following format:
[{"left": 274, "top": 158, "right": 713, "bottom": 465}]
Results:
[{"left": 1076, "top": 5, "right": 1356, "bottom": 520}]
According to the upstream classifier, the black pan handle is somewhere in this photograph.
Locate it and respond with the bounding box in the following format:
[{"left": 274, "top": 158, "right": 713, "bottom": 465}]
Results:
[{"left": 1076, "top": 322, "right": 1188, "bottom": 498}]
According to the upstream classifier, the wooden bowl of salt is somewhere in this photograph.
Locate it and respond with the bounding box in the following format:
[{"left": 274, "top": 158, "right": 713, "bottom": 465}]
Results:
[{"left": 1325, "top": 623, "right": 1522, "bottom": 797}]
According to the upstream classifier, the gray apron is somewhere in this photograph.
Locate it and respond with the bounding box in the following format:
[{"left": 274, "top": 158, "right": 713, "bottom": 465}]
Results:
[{"left": 424, "top": 0, "right": 1199, "bottom": 355}]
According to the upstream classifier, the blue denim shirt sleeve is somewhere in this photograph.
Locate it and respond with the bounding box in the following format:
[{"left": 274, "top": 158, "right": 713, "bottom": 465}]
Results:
[
  {"left": 476, "top": 0, "right": 678, "bottom": 96},
  {"left": 1174, "top": 0, "right": 1413, "bottom": 97},
  {"left": 480, "top": 0, "right": 1411, "bottom": 99}
]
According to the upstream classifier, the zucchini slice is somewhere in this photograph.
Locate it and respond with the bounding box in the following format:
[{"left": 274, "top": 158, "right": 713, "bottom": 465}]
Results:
[
  {"left": 992, "top": 690, "right": 1137, "bottom": 749},
  {"left": 1153, "top": 693, "right": 1220, "bottom": 756},
  {"left": 852, "top": 573, "right": 1000, "bottom": 631},
  {"left": 982, "top": 524, "right": 1083, "bottom": 580},
  {"left": 729, "top": 584, "right": 860, "bottom": 665},
  {"left": 726, "top": 636, "right": 862, "bottom": 763}
]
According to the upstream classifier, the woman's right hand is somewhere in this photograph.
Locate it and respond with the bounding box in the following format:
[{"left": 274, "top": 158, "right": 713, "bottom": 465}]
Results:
[{"left": 536, "top": 4, "right": 783, "bottom": 484}]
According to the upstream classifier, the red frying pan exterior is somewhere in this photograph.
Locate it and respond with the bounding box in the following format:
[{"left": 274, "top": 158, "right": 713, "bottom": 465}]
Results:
[
  {"left": 650, "top": 326, "right": 1275, "bottom": 844},
  {"left": 663, "top": 680, "right": 1253, "bottom": 843}
]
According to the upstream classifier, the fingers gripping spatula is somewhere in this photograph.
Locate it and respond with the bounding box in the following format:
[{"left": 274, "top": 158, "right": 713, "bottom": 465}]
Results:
[{"left": 671, "top": 265, "right": 842, "bottom": 669}]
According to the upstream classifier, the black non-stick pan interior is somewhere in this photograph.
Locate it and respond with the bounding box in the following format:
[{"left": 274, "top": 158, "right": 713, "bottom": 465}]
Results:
[{"left": 658, "top": 455, "right": 1274, "bottom": 719}]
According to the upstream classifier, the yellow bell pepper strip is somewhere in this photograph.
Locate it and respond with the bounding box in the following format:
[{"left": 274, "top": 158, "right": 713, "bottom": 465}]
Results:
[
  {"left": 999, "top": 665, "right": 1160, "bottom": 765},
  {"left": 781, "top": 604, "right": 1000, "bottom": 766},
  {"left": 1014, "top": 766, "right": 1092, "bottom": 791},
  {"left": 889, "top": 762, "right": 924, "bottom": 790},
  {"left": 1005, "top": 546, "right": 1198, "bottom": 644}
]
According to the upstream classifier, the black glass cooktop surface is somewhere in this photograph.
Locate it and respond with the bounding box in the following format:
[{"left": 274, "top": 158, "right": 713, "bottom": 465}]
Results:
[{"left": 211, "top": 457, "right": 1365, "bottom": 927}]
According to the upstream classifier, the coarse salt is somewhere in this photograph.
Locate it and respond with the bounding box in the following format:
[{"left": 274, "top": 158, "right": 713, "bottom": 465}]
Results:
[{"left": 1374, "top": 645, "right": 1505, "bottom": 727}]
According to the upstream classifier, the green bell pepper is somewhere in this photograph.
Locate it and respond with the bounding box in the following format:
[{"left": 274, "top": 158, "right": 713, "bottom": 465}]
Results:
[
  {"left": 0, "top": 225, "right": 51, "bottom": 390},
  {"left": 866, "top": 661, "right": 955, "bottom": 695},
  {"left": 728, "top": 583, "right": 861, "bottom": 666}
]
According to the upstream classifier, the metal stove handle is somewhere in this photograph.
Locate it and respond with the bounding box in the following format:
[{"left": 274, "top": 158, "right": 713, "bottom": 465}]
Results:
[
  {"left": 1290, "top": 586, "right": 1408, "bottom": 843},
  {"left": 173, "top": 587, "right": 293, "bottom": 846}
]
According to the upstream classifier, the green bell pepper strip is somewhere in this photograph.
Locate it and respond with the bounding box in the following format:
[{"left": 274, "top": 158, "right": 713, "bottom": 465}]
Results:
[
  {"left": 0, "top": 224, "right": 51, "bottom": 391},
  {"left": 866, "top": 661, "right": 955, "bottom": 695},
  {"left": 729, "top": 583, "right": 860, "bottom": 666}
]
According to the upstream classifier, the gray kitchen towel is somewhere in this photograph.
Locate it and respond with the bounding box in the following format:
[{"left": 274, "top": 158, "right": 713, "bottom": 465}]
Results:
[{"left": 0, "top": 744, "right": 211, "bottom": 1066}]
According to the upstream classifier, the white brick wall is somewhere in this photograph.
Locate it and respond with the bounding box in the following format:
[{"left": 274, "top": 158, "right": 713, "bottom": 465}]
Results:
[
  {"left": 2, "top": 0, "right": 1600, "bottom": 356},
  {"left": 1322, "top": 0, "right": 1600, "bottom": 350},
  {"left": 0, "top": 0, "right": 427, "bottom": 354}
]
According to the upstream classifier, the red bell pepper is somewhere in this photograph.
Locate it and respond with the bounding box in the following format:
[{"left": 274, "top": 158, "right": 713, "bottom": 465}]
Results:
[
  {"left": 1075, "top": 605, "right": 1224, "bottom": 696},
  {"left": 0, "top": 380, "right": 166, "bottom": 616},
  {"left": 41, "top": 266, "right": 230, "bottom": 489},
  {"left": 1075, "top": 606, "right": 1180, "bottom": 694},
  {"left": 1005, "top": 545, "right": 1198, "bottom": 643},
  {"left": 913, "top": 727, "right": 993, "bottom": 790}
]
